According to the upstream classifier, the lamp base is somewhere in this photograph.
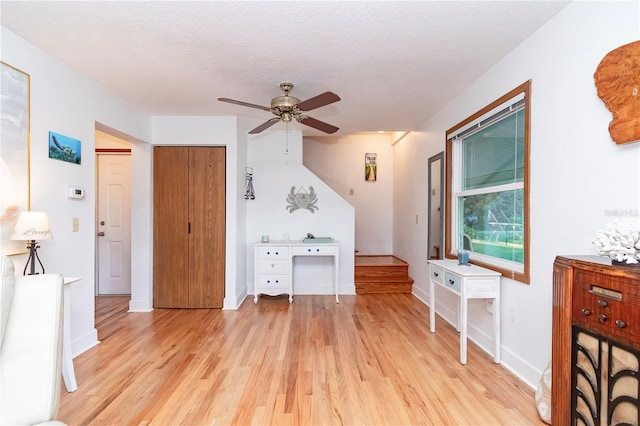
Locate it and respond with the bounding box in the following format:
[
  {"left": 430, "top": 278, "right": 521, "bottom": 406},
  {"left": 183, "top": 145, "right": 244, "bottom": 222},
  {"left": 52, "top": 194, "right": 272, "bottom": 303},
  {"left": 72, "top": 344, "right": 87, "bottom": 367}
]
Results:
[{"left": 24, "top": 240, "right": 45, "bottom": 275}]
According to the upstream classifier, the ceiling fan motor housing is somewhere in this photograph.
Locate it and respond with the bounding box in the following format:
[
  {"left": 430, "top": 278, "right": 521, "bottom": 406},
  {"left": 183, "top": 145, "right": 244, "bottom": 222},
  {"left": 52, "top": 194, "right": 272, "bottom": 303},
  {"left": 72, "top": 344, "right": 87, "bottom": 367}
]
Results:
[{"left": 271, "top": 95, "right": 301, "bottom": 121}]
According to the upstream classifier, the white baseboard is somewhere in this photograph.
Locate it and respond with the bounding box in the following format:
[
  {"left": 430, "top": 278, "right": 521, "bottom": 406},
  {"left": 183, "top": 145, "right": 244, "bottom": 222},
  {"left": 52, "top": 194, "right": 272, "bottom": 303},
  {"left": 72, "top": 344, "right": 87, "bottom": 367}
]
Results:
[
  {"left": 128, "top": 298, "right": 153, "bottom": 312},
  {"left": 224, "top": 289, "right": 247, "bottom": 310},
  {"left": 71, "top": 328, "right": 99, "bottom": 358}
]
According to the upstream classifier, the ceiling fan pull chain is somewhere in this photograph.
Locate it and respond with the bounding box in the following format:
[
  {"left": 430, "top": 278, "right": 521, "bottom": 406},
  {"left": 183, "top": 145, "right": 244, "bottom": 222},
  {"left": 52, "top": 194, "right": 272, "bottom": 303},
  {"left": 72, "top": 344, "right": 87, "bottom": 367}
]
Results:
[{"left": 285, "top": 122, "right": 289, "bottom": 154}]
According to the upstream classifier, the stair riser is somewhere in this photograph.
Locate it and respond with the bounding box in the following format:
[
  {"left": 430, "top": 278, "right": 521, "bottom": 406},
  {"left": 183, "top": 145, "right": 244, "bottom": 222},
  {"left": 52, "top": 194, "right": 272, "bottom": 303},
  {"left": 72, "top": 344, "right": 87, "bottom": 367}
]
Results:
[
  {"left": 355, "top": 283, "right": 413, "bottom": 294},
  {"left": 355, "top": 267, "right": 410, "bottom": 279}
]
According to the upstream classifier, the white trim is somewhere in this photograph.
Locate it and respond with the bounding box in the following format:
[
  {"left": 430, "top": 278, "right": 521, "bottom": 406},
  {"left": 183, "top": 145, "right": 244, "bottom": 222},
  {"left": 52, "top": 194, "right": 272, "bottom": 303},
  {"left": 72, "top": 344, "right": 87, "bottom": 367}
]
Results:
[{"left": 456, "top": 182, "right": 523, "bottom": 198}]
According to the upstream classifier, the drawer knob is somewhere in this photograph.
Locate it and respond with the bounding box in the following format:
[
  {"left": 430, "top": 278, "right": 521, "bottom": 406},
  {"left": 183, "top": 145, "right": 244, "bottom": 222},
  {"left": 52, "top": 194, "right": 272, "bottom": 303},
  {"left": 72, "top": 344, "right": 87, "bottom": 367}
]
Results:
[
  {"left": 267, "top": 251, "right": 270, "bottom": 255},
  {"left": 581, "top": 308, "right": 591, "bottom": 316},
  {"left": 316, "top": 249, "right": 320, "bottom": 252},
  {"left": 448, "top": 279, "right": 455, "bottom": 285},
  {"left": 271, "top": 264, "right": 275, "bottom": 267},
  {"left": 267, "top": 280, "right": 271, "bottom": 283},
  {"left": 308, "top": 248, "right": 311, "bottom": 252},
  {"left": 615, "top": 319, "right": 627, "bottom": 328},
  {"left": 275, "top": 251, "right": 279, "bottom": 255},
  {"left": 434, "top": 272, "right": 439, "bottom": 277},
  {"left": 275, "top": 280, "right": 279, "bottom": 283},
  {"left": 598, "top": 299, "right": 608, "bottom": 308},
  {"left": 598, "top": 313, "right": 608, "bottom": 323}
]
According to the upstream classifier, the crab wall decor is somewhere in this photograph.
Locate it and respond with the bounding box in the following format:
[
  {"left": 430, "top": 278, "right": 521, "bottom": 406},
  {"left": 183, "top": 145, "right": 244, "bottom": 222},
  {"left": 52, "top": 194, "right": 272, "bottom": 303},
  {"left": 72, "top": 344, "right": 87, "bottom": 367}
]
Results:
[{"left": 286, "top": 186, "right": 319, "bottom": 213}]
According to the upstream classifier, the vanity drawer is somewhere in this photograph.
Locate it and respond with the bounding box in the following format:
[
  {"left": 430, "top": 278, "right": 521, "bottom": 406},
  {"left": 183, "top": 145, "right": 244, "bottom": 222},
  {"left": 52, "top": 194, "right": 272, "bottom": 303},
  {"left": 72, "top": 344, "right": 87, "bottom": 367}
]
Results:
[
  {"left": 257, "top": 247, "right": 289, "bottom": 259},
  {"left": 256, "top": 274, "right": 289, "bottom": 289},
  {"left": 430, "top": 266, "right": 444, "bottom": 284},
  {"left": 444, "top": 272, "right": 461, "bottom": 294},
  {"left": 292, "top": 245, "right": 336, "bottom": 255},
  {"left": 257, "top": 260, "right": 289, "bottom": 274}
]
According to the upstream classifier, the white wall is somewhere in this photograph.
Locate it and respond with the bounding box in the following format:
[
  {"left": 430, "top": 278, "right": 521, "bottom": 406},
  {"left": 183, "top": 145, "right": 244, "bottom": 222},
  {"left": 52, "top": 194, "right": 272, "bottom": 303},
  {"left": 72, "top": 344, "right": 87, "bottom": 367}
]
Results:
[
  {"left": 303, "top": 133, "right": 394, "bottom": 255},
  {"left": 394, "top": 1, "right": 640, "bottom": 387},
  {"left": 246, "top": 130, "right": 355, "bottom": 296},
  {"left": 1, "top": 27, "right": 152, "bottom": 357}
]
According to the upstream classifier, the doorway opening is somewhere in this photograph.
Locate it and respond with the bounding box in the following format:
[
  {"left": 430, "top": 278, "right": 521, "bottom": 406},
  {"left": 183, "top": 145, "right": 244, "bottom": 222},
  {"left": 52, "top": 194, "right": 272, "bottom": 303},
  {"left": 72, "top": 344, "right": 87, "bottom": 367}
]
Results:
[
  {"left": 428, "top": 152, "right": 444, "bottom": 260},
  {"left": 95, "top": 129, "right": 132, "bottom": 296}
]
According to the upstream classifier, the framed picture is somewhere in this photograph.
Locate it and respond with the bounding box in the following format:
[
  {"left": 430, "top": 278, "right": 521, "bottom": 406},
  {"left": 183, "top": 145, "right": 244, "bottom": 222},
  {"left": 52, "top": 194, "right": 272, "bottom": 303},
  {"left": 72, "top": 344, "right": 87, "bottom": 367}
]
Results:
[
  {"left": 1, "top": 62, "right": 30, "bottom": 256},
  {"left": 365, "top": 152, "right": 377, "bottom": 181},
  {"left": 48, "top": 131, "right": 81, "bottom": 164}
]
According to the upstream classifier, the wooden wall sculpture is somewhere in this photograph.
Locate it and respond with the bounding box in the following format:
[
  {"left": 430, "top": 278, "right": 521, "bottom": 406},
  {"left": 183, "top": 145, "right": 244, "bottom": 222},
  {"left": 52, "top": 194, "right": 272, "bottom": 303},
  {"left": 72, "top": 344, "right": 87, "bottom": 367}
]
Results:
[{"left": 594, "top": 40, "right": 640, "bottom": 145}]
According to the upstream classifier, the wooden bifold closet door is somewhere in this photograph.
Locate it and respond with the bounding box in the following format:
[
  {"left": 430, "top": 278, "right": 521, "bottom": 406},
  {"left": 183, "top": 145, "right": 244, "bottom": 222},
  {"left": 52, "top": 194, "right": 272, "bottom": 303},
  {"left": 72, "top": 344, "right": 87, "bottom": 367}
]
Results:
[{"left": 153, "top": 146, "right": 225, "bottom": 308}]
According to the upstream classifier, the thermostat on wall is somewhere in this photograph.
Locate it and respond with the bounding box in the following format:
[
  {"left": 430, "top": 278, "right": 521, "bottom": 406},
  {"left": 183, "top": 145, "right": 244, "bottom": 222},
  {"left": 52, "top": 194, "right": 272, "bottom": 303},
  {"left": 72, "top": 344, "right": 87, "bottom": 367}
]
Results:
[{"left": 66, "top": 186, "right": 85, "bottom": 200}]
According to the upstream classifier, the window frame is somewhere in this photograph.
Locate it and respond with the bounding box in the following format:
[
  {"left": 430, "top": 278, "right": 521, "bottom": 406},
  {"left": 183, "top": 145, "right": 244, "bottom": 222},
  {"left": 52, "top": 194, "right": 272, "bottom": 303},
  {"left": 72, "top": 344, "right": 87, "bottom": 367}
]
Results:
[{"left": 445, "top": 80, "right": 531, "bottom": 284}]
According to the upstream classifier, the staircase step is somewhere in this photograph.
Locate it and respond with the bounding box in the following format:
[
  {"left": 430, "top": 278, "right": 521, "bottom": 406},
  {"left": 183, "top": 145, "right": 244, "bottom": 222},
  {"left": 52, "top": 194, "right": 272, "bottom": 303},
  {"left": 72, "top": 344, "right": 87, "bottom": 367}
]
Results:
[
  {"left": 356, "top": 267, "right": 410, "bottom": 280},
  {"left": 355, "top": 255, "right": 414, "bottom": 294},
  {"left": 355, "top": 278, "right": 414, "bottom": 294}
]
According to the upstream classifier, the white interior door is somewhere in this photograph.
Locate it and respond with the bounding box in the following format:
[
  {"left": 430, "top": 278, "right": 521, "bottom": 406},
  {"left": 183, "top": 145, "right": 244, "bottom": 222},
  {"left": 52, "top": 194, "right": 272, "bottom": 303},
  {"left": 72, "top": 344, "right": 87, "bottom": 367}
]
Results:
[{"left": 97, "top": 153, "right": 131, "bottom": 295}]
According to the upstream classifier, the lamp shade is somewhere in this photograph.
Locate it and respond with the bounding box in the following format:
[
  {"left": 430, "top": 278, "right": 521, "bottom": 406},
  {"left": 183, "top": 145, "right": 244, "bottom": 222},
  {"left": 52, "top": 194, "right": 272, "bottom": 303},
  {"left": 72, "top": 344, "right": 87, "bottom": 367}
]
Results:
[{"left": 10, "top": 211, "right": 53, "bottom": 241}]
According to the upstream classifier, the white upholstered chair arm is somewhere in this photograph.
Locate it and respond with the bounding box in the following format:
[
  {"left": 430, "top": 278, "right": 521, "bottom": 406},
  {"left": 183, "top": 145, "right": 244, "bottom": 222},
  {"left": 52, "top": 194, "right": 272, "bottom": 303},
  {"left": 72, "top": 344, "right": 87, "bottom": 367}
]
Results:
[{"left": 0, "top": 273, "right": 65, "bottom": 426}]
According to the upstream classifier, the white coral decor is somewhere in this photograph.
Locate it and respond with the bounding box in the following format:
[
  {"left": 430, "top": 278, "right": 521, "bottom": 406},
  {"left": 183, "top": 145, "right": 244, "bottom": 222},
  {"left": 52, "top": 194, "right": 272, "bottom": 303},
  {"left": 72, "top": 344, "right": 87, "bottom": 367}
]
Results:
[{"left": 592, "top": 218, "right": 640, "bottom": 264}]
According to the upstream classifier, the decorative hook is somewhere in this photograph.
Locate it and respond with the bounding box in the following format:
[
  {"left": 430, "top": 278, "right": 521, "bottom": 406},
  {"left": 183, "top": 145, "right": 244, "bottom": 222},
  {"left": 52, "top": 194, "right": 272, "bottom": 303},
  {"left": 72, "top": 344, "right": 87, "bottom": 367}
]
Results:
[{"left": 245, "top": 167, "right": 255, "bottom": 200}]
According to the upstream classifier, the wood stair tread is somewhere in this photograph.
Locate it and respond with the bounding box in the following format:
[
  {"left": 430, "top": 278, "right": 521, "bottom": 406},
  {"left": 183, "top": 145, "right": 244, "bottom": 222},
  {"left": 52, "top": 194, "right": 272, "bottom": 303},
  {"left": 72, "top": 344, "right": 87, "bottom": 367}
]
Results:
[{"left": 355, "top": 255, "right": 414, "bottom": 294}]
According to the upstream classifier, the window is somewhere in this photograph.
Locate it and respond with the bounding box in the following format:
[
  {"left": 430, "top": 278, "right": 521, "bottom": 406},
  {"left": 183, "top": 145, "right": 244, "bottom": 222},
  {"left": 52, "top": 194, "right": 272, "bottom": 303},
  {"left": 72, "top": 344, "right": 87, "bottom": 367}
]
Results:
[{"left": 445, "top": 81, "right": 530, "bottom": 283}]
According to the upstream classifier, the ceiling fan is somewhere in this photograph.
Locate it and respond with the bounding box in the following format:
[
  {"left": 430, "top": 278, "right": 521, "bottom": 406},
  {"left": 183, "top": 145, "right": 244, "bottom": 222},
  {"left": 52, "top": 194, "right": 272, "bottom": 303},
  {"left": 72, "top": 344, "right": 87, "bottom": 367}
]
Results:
[{"left": 218, "top": 82, "right": 341, "bottom": 134}]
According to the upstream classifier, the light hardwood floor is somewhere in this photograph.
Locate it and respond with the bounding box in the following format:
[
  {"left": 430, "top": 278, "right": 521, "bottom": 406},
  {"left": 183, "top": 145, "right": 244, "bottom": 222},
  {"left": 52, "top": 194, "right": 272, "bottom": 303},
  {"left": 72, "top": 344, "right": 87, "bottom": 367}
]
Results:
[{"left": 58, "top": 294, "right": 544, "bottom": 425}]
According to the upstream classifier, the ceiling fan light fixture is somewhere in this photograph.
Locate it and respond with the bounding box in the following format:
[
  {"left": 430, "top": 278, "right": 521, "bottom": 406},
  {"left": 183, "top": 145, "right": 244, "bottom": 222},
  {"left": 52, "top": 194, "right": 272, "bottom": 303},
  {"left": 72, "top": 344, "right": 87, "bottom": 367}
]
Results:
[{"left": 218, "top": 82, "right": 340, "bottom": 134}]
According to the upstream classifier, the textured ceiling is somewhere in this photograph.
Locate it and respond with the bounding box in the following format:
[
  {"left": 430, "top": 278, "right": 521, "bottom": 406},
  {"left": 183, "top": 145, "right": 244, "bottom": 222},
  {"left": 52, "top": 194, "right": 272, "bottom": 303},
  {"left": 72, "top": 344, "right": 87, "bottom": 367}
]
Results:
[{"left": 1, "top": 1, "right": 570, "bottom": 136}]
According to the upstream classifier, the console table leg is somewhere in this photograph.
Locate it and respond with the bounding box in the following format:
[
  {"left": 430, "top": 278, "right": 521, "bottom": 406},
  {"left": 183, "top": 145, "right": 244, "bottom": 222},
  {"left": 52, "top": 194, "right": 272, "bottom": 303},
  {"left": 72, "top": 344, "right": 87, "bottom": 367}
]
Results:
[
  {"left": 493, "top": 296, "right": 501, "bottom": 363},
  {"left": 460, "top": 296, "right": 468, "bottom": 364},
  {"left": 429, "top": 280, "right": 436, "bottom": 332}
]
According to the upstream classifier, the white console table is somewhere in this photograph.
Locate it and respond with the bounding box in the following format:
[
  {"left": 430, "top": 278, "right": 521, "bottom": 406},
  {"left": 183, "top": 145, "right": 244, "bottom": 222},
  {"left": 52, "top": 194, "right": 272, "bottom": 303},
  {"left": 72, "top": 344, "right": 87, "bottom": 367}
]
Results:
[
  {"left": 254, "top": 241, "right": 340, "bottom": 304},
  {"left": 62, "top": 276, "right": 81, "bottom": 392},
  {"left": 427, "top": 259, "right": 501, "bottom": 364}
]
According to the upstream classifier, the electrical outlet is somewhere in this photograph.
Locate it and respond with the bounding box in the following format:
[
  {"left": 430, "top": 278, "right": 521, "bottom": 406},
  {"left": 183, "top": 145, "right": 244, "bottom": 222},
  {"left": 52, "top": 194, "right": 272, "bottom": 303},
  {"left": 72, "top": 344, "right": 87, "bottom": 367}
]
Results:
[
  {"left": 486, "top": 299, "right": 494, "bottom": 314},
  {"left": 415, "top": 214, "right": 419, "bottom": 224},
  {"left": 349, "top": 188, "right": 354, "bottom": 195},
  {"left": 72, "top": 217, "right": 79, "bottom": 232}
]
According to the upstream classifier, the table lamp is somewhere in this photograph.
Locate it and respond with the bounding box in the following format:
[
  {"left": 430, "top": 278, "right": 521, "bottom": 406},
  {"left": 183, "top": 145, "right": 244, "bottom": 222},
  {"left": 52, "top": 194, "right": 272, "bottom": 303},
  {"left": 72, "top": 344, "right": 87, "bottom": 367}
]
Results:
[{"left": 10, "top": 211, "right": 53, "bottom": 275}]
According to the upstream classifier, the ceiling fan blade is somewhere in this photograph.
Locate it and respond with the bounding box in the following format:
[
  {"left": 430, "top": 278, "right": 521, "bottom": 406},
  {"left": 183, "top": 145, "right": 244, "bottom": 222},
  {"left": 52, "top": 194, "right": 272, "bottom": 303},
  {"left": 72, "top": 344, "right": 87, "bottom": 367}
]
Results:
[
  {"left": 298, "top": 116, "right": 339, "bottom": 134},
  {"left": 296, "top": 92, "right": 341, "bottom": 112},
  {"left": 249, "top": 118, "right": 281, "bottom": 134},
  {"left": 217, "top": 98, "right": 271, "bottom": 112}
]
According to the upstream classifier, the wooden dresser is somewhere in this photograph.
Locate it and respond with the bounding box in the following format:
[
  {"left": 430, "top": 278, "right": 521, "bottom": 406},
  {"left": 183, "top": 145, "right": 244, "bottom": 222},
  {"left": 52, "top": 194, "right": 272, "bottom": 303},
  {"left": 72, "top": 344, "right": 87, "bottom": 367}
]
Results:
[{"left": 552, "top": 256, "right": 640, "bottom": 425}]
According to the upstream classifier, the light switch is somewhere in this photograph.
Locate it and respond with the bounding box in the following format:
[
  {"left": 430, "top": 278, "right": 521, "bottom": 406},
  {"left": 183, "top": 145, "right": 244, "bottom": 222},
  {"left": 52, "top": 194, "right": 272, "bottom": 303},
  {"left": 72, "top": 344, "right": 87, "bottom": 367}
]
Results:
[{"left": 72, "top": 217, "right": 79, "bottom": 232}]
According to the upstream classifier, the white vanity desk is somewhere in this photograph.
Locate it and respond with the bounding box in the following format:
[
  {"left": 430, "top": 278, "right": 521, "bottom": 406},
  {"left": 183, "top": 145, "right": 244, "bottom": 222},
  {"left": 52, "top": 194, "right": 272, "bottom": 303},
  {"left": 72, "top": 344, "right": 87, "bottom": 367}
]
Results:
[
  {"left": 254, "top": 241, "right": 340, "bottom": 303},
  {"left": 427, "top": 259, "right": 501, "bottom": 364}
]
